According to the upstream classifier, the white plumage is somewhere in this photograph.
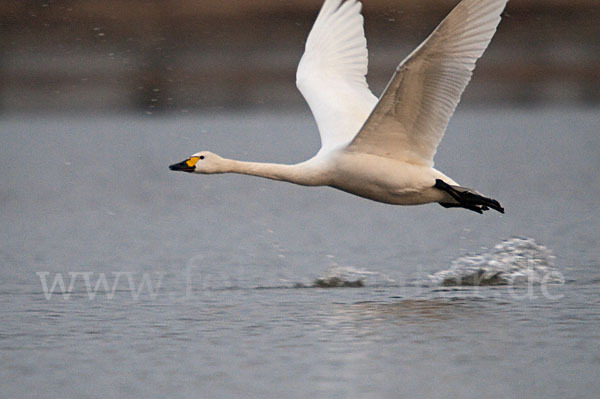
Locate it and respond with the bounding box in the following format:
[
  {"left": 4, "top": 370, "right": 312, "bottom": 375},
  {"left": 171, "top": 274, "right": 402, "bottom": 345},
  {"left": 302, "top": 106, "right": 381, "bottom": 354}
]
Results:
[
  {"left": 297, "top": 0, "right": 377, "bottom": 151},
  {"left": 348, "top": 0, "right": 508, "bottom": 166},
  {"left": 170, "top": 0, "right": 508, "bottom": 214}
]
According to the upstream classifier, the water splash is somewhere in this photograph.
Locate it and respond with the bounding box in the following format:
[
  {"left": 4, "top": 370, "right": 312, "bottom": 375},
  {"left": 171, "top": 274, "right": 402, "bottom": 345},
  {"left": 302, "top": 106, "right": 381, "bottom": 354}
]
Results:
[
  {"left": 312, "top": 264, "right": 396, "bottom": 288},
  {"left": 430, "top": 237, "right": 558, "bottom": 286}
]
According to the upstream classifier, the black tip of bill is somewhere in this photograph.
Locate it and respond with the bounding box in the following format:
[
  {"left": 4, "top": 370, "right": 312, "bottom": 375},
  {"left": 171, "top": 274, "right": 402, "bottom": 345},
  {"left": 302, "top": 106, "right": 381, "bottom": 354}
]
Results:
[{"left": 169, "top": 159, "right": 195, "bottom": 173}]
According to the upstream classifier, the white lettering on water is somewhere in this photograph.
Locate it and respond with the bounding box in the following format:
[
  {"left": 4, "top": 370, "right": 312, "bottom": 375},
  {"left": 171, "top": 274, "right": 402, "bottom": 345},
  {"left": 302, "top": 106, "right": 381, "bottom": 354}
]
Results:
[{"left": 36, "top": 272, "right": 165, "bottom": 300}]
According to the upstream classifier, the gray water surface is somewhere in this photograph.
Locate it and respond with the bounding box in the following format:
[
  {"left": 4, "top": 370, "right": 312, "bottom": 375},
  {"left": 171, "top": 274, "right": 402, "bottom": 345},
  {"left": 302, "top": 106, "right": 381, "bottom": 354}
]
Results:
[{"left": 1, "top": 108, "right": 599, "bottom": 398}]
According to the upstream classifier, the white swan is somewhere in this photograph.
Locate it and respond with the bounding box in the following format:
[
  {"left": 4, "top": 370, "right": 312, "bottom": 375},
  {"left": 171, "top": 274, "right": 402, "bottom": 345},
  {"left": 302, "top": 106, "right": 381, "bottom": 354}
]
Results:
[{"left": 170, "top": 0, "right": 507, "bottom": 214}]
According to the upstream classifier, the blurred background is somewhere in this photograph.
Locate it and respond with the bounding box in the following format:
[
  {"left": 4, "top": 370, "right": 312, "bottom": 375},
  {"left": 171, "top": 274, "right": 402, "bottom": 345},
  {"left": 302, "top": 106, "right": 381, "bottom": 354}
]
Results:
[{"left": 1, "top": 0, "right": 599, "bottom": 114}]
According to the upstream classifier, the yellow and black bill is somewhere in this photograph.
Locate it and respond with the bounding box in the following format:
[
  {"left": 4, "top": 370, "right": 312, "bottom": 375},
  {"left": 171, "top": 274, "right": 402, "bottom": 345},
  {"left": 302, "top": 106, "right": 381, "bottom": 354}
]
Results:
[{"left": 169, "top": 156, "right": 200, "bottom": 173}]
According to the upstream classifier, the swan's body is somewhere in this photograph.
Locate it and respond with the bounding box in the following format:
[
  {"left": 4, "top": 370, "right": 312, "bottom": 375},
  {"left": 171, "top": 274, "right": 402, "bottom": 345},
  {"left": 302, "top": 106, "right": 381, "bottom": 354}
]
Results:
[{"left": 170, "top": 0, "right": 508, "bottom": 214}]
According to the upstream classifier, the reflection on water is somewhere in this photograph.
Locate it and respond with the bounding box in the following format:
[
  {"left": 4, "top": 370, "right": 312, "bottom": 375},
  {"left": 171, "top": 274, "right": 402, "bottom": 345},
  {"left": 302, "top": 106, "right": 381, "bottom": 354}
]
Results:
[{"left": 351, "top": 299, "right": 467, "bottom": 323}]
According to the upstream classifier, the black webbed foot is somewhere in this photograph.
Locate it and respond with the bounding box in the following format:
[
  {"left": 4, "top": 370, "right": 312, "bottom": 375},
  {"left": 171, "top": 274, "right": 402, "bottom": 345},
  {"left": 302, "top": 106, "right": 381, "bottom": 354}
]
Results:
[{"left": 435, "top": 179, "right": 504, "bottom": 214}]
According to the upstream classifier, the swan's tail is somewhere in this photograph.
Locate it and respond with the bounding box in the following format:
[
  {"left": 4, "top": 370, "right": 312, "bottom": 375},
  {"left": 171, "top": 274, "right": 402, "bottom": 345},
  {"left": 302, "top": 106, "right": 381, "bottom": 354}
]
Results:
[{"left": 435, "top": 179, "right": 504, "bottom": 214}]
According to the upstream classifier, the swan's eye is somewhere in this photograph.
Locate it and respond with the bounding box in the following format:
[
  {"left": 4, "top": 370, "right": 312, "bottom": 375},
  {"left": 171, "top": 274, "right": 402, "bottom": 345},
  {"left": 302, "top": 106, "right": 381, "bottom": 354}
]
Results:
[{"left": 199, "top": 155, "right": 205, "bottom": 160}]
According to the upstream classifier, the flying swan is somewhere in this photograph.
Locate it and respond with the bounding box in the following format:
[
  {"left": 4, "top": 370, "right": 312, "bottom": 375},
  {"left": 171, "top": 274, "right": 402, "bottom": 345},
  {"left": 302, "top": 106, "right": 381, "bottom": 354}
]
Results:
[{"left": 170, "top": 0, "right": 507, "bottom": 214}]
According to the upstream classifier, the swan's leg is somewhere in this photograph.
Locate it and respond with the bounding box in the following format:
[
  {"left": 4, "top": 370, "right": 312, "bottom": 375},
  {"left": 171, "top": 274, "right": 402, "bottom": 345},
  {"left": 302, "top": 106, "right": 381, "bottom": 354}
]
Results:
[{"left": 435, "top": 179, "right": 504, "bottom": 214}]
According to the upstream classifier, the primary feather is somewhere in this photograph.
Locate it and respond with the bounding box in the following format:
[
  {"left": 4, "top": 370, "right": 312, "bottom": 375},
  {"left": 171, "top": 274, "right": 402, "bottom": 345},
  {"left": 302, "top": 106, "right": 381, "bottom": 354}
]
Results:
[
  {"left": 296, "top": 0, "right": 378, "bottom": 151},
  {"left": 347, "top": 0, "right": 508, "bottom": 166}
]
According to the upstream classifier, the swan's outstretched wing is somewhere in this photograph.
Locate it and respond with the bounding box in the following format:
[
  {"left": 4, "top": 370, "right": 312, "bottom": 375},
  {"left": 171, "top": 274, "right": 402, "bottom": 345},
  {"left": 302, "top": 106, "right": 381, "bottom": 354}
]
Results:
[
  {"left": 346, "top": 0, "right": 508, "bottom": 167},
  {"left": 297, "top": 0, "right": 378, "bottom": 151}
]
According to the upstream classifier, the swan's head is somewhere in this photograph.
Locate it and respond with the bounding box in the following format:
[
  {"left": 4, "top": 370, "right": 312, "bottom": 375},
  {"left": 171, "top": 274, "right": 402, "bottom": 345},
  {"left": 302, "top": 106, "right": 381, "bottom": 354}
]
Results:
[{"left": 169, "top": 151, "right": 224, "bottom": 174}]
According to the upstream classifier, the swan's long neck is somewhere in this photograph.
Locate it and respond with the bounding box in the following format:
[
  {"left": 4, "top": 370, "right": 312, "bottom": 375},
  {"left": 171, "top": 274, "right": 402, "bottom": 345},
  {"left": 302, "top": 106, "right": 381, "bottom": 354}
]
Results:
[{"left": 222, "top": 159, "right": 325, "bottom": 187}]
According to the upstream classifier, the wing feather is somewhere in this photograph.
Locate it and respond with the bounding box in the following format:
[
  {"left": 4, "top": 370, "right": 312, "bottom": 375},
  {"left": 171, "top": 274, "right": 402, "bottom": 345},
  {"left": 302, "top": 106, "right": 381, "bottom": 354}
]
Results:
[
  {"left": 297, "top": 0, "right": 378, "bottom": 151},
  {"left": 346, "top": 0, "right": 509, "bottom": 166}
]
